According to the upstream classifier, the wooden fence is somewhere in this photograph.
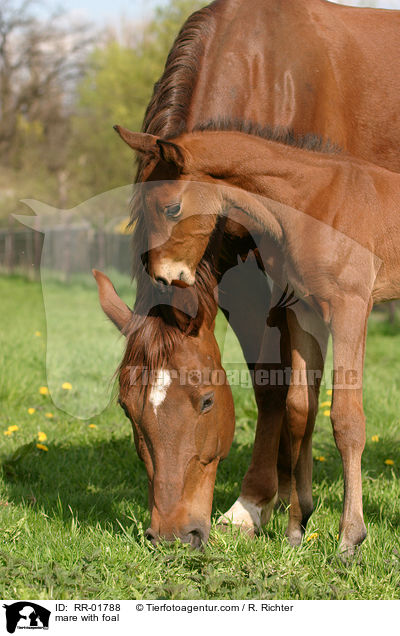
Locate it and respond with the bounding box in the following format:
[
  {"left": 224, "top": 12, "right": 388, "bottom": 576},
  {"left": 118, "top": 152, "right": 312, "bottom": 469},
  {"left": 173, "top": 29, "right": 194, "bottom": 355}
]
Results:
[{"left": 0, "top": 222, "right": 132, "bottom": 280}]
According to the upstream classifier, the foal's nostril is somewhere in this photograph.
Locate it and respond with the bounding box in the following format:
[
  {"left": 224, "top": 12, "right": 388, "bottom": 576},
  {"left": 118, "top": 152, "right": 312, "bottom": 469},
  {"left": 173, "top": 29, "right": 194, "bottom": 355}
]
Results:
[
  {"left": 155, "top": 275, "right": 169, "bottom": 288},
  {"left": 145, "top": 527, "right": 158, "bottom": 546}
]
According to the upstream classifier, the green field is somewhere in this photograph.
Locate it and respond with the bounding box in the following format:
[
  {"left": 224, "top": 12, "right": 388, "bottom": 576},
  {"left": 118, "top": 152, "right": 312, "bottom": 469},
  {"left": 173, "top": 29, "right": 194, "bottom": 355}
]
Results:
[{"left": 0, "top": 274, "right": 399, "bottom": 600}]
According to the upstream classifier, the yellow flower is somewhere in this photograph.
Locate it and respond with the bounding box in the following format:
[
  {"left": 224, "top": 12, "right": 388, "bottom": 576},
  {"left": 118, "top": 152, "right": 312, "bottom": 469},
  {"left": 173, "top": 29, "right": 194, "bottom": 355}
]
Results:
[
  {"left": 88, "top": 424, "right": 97, "bottom": 429},
  {"left": 320, "top": 401, "right": 331, "bottom": 408},
  {"left": 7, "top": 425, "right": 18, "bottom": 432},
  {"left": 315, "top": 456, "right": 326, "bottom": 462},
  {"left": 326, "top": 389, "right": 332, "bottom": 396},
  {"left": 3, "top": 430, "right": 12, "bottom": 436},
  {"left": 45, "top": 412, "right": 54, "bottom": 419},
  {"left": 28, "top": 408, "right": 36, "bottom": 415},
  {"left": 36, "top": 443, "right": 48, "bottom": 451},
  {"left": 323, "top": 410, "right": 331, "bottom": 417},
  {"left": 39, "top": 386, "right": 49, "bottom": 396},
  {"left": 61, "top": 382, "right": 72, "bottom": 390},
  {"left": 34, "top": 331, "right": 41, "bottom": 337},
  {"left": 384, "top": 459, "right": 394, "bottom": 466},
  {"left": 371, "top": 435, "right": 379, "bottom": 442},
  {"left": 306, "top": 532, "right": 319, "bottom": 542},
  {"left": 37, "top": 432, "right": 47, "bottom": 442}
]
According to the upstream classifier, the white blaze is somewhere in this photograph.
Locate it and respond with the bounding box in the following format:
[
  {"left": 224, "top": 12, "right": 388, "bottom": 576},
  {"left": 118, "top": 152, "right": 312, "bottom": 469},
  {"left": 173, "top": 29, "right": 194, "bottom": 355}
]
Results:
[{"left": 149, "top": 370, "right": 172, "bottom": 415}]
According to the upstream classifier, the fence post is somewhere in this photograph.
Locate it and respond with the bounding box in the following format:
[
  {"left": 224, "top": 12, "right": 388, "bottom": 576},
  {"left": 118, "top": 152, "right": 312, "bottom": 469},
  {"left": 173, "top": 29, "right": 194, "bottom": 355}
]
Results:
[{"left": 5, "top": 216, "right": 15, "bottom": 274}]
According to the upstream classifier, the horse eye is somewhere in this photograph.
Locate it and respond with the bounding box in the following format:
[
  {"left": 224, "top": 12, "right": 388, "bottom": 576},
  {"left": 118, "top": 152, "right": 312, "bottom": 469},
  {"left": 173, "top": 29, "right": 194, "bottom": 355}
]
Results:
[
  {"left": 164, "top": 203, "right": 182, "bottom": 219},
  {"left": 200, "top": 391, "right": 214, "bottom": 414}
]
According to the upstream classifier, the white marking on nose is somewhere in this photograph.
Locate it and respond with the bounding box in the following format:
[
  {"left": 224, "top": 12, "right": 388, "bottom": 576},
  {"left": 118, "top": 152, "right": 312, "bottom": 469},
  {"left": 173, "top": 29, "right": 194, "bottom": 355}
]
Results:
[{"left": 149, "top": 370, "right": 172, "bottom": 416}]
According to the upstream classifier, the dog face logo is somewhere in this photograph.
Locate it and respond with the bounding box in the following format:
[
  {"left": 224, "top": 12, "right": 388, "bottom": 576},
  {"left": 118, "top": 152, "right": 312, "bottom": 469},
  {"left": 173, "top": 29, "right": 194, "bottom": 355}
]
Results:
[{"left": 3, "top": 602, "right": 50, "bottom": 633}]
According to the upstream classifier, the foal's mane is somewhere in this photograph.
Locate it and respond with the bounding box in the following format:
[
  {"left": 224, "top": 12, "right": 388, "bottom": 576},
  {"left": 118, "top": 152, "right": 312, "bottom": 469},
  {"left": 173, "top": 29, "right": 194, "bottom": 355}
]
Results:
[{"left": 193, "top": 118, "right": 341, "bottom": 154}]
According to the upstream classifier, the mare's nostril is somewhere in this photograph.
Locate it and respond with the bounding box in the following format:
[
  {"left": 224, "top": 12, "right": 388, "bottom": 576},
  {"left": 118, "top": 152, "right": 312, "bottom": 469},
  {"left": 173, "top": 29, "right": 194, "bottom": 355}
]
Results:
[
  {"left": 187, "top": 529, "right": 204, "bottom": 549},
  {"left": 145, "top": 527, "right": 158, "bottom": 546}
]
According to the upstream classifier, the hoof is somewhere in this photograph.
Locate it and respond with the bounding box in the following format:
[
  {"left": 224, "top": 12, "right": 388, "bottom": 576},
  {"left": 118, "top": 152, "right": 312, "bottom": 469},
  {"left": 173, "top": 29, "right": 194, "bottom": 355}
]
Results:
[
  {"left": 216, "top": 520, "right": 256, "bottom": 538},
  {"left": 217, "top": 494, "right": 277, "bottom": 537},
  {"left": 285, "top": 528, "right": 304, "bottom": 547}
]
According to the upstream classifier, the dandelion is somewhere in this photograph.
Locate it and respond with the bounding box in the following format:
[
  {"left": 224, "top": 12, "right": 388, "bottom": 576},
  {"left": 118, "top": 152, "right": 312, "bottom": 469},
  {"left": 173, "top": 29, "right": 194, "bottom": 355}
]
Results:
[
  {"left": 36, "top": 443, "right": 48, "bottom": 452},
  {"left": 45, "top": 412, "right": 54, "bottom": 419},
  {"left": 306, "top": 532, "right": 319, "bottom": 542},
  {"left": 323, "top": 410, "right": 331, "bottom": 417},
  {"left": 384, "top": 459, "right": 394, "bottom": 466},
  {"left": 315, "top": 456, "right": 326, "bottom": 462},
  {"left": 326, "top": 389, "right": 332, "bottom": 396},
  {"left": 88, "top": 424, "right": 97, "bottom": 429},
  {"left": 34, "top": 331, "right": 41, "bottom": 337},
  {"left": 39, "top": 386, "right": 49, "bottom": 396},
  {"left": 37, "top": 432, "right": 47, "bottom": 442},
  {"left": 3, "top": 430, "right": 12, "bottom": 436},
  {"left": 320, "top": 401, "right": 331, "bottom": 408},
  {"left": 28, "top": 408, "right": 36, "bottom": 415},
  {"left": 62, "top": 382, "right": 72, "bottom": 391},
  {"left": 7, "top": 425, "right": 18, "bottom": 432},
  {"left": 371, "top": 435, "right": 379, "bottom": 442}
]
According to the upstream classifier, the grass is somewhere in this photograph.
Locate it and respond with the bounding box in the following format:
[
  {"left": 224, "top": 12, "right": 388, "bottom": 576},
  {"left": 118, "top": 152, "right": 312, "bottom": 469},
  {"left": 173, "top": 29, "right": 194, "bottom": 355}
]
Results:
[{"left": 0, "top": 274, "right": 399, "bottom": 599}]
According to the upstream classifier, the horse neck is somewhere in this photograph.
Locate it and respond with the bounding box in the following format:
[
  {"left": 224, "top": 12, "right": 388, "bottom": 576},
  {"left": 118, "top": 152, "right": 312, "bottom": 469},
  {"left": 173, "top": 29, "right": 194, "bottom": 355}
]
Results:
[{"left": 190, "top": 132, "right": 340, "bottom": 215}]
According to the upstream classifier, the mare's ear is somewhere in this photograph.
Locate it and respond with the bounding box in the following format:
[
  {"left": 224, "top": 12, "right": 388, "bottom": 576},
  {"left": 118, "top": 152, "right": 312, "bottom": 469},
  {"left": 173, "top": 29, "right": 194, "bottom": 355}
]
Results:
[
  {"left": 167, "top": 281, "right": 204, "bottom": 336},
  {"left": 92, "top": 269, "right": 132, "bottom": 333}
]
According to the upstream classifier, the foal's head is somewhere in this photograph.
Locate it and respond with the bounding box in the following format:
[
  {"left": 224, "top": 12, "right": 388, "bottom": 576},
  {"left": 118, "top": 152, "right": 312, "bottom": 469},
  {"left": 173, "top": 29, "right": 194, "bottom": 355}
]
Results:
[
  {"left": 115, "top": 126, "right": 223, "bottom": 286},
  {"left": 93, "top": 267, "right": 234, "bottom": 548}
]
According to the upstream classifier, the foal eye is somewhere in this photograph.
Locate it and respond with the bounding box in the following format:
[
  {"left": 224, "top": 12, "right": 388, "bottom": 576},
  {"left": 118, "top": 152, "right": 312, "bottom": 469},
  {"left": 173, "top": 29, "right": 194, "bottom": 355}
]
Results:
[
  {"left": 164, "top": 203, "right": 182, "bottom": 219},
  {"left": 200, "top": 391, "right": 215, "bottom": 414}
]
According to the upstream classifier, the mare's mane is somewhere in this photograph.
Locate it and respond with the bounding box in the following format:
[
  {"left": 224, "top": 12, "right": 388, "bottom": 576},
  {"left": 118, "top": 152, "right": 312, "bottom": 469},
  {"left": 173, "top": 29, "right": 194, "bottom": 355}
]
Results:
[{"left": 119, "top": 259, "right": 217, "bottom": 393}]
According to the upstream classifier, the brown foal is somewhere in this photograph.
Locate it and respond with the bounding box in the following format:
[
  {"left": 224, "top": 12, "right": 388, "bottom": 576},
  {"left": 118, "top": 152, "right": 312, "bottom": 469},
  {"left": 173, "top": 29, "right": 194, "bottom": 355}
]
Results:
[{"left": 115, "top": 124, "right": 400, "bottom": 553}]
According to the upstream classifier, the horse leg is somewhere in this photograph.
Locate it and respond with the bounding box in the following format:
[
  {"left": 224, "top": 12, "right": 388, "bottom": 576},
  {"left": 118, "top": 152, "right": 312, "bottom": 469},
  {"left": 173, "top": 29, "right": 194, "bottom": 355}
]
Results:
[
  {"left": 284, "top": 306, "right": 328, "bottom": 545},
  {"left": 330, "top": 300, "right": 371, "bottom": 555},
  {"left": 218, "top": 295, "right": 293, "bottom": 535}
]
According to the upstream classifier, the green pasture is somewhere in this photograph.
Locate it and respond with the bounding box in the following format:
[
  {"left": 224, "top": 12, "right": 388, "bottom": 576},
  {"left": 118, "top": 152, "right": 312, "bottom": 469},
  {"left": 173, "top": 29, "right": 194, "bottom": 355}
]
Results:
[{"left": 0, "top": 274, "right": 399, "bottom": 599}]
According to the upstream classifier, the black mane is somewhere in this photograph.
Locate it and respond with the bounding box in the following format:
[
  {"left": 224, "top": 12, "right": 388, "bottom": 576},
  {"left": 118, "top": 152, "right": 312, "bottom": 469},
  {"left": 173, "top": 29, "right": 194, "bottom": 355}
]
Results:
[{"left": 192, "top": 118, "right": 341, "bottom": 154}]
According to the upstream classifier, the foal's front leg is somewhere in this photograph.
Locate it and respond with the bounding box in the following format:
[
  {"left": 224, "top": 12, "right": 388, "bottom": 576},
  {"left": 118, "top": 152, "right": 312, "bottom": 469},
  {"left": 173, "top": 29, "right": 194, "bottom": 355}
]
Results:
[{"left": 330, "top": 300, "right": 371, "bottom": 554}]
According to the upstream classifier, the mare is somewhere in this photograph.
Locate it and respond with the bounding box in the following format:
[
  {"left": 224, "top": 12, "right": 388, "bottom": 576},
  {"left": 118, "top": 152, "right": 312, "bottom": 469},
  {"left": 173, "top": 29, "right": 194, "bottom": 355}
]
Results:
[
  {"left": 93, "top": 262, "right": 235, "bottom": 547},
  {"left": 117, "top": 124, "right": 400, "bottom": 552},
  {"left": 118, "top": 0, "right": 400, "bottom": 544}
]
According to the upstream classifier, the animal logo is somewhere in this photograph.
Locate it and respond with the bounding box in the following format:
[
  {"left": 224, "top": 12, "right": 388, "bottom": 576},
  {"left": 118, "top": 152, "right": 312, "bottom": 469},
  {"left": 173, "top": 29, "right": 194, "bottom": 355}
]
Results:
[{"left": 3, "top": 602, "right": 50, "bottom": 633}]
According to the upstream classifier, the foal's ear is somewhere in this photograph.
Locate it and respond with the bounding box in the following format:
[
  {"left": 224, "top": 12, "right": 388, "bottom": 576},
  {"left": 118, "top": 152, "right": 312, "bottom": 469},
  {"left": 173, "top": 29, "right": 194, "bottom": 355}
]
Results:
[
  {"left": 113, "top": 126, "right": 159, "bottom": 154},
  {"left": 156, "top": 140, "right": 186, "bottom": 170},
  {"left": 113, "top": 125, "right": 187, "bottom": 170},
  {"left": 92, "top": 269, "right": 132, "bottom": 333}
]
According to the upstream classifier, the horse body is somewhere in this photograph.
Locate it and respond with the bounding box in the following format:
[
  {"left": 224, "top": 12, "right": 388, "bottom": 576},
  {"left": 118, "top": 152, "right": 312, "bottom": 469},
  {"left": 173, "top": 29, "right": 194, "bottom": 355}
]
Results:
[
  {"left": 109, "top": 0, "right": 400, "bottom": 546},
  {"left": 126, "top": 125, "right": 400, "bottom": 550}
]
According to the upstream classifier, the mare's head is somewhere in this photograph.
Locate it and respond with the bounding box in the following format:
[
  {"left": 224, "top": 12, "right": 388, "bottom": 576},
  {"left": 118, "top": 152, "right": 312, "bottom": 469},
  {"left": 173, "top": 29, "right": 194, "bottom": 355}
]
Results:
[
  {"left": 115, "top": 126, "right": 223, "bottom": 286},
  {"left": 93, "top": 266, "right": 234, "bottom": 548}
]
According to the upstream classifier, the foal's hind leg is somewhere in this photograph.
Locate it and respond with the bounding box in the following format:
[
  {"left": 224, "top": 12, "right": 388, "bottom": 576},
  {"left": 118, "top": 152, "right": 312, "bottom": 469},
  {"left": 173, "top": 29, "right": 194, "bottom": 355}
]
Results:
[
  {"left": 284, "top": 306, "right": 328, "bottom": 545},
  {"left": 330, "top": 300, "right": 371, "bottom": 554}
]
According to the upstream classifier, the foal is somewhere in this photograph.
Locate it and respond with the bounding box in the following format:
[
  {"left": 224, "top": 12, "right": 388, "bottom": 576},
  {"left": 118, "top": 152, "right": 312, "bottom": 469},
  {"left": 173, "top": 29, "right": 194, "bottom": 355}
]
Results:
[{"left": 114, "top": 124, "right": 400, "bottom": 553}]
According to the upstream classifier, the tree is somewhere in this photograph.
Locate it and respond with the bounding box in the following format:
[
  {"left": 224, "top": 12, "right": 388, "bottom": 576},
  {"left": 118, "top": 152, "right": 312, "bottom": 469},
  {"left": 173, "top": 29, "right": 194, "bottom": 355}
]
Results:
[{"left": 70, "top": 0, "right": 205, "bottom": 199}]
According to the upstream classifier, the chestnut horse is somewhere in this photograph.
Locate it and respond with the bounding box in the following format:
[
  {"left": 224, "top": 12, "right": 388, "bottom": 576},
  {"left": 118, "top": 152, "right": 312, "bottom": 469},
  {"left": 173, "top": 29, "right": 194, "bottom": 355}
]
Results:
[
  {"left": 116, "top": 123, "right": 400, "bottom": 552},
  {"left": 117, "top": 0, "right": 400, "bottom": 545},
  {"left": 93, "top": 263, "right": 235, "bottom": 547}
]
